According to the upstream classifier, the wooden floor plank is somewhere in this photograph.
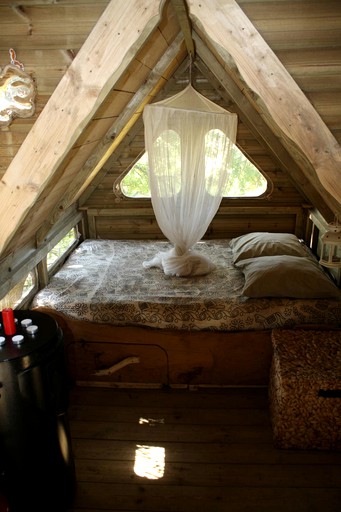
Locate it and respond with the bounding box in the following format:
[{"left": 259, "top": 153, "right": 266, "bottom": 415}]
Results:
[
  {"left": 69, "top": 404, "right": 270, "bottom": 425},
  {"left": 72, "top": 438, "right": 341, "bottom": 465},
  {"left": 75, "top": 459, "right": 341, "bottom": 488},
  {"left": 70, "top": 419, "right": 273, "bottom": 443},
  {"left": 67, "top": 386, "right": 341, "bottom": 512},
  {"left": 71, "top": 482, "right": 341, "bottom": 512}
]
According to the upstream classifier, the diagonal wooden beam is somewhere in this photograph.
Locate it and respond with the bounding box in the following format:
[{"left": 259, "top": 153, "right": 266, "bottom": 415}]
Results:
[
  {"left": 73, "top": 36, "right": 186, "bottom": 204},
  {"left": 188, "top": 0, "right": 341, "bottom": 217},
  {"left": 79, "top": 53, "right": 190, "bottom": 207},
  {"left": 35, "top": 34, "right": 186, "bottom": 243},
  {"left": 0, "top": 0, "right": 166, "bottom": 255},
  {"left": 193, "top": 33, "right": 332, "bottom": 219},
  {"left": 170, "top": 0, "right": 195, "bottom": 58}
]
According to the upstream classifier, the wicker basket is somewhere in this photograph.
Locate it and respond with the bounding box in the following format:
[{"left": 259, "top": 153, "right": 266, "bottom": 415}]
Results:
[{"left": 269, "top": 329, "right": 341, "bottom": 450}]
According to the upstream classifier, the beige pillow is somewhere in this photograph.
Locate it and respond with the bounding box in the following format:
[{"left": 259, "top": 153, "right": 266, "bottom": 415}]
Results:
[
  {"left": 235, "top": 255, "right": 341, "bottom": 299},
  {"left": 230, "top": 232, "right": 310, "bottom": 263}
]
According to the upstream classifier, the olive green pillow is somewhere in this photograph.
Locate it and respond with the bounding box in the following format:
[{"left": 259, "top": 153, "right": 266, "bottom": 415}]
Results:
[
  {"left": 230, "top": 232, "right": 311, "bottom": 263},
  {"left": 235, "top": 255, "right": 341, "bottom": 299}
]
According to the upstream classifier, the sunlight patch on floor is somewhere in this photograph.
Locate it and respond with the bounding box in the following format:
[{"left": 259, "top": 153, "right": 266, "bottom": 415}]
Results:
[{"left": 134, "top": 445, "right": 166, "bottom": 480}]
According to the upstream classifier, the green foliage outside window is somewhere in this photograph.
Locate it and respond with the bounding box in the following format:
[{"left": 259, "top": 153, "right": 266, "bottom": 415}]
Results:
[
  {"left": 0, "top": 271, "right": 35, "bottom": 309},
  {"left": 121, "top": 153, "right": 150, "bottom": 198},
  {"left": 0, "top": 228, "right": 78, "bottom": 309},
  {"left": 121, "top": 145, "right": 267, "bottom": 198},
  {"left": 47, "top": 228, "right": 77, "bottom": 269},
  {"left": 228, "top": 147, "right": 267, "bottom": 196}
]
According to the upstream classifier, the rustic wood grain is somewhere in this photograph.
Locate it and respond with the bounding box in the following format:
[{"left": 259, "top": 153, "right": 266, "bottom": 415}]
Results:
[
  {"left": 67, "top": 386, "right": 341, "bottom": 512},
  {"left": 0, "top": 0, "right": 164, "bottom": 254}
]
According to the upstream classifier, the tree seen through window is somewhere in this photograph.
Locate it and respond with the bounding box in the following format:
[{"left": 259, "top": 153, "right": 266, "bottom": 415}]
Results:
[{"left": 121, "top": 144, "right": 267, "bottom": 198}]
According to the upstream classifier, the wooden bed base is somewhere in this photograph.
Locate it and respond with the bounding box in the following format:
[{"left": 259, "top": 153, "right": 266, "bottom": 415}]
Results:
[{"left": 34, "top": 307, "right": 273, "bottom": 388}]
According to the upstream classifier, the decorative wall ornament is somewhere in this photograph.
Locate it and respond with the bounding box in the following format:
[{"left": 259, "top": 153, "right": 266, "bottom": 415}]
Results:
[{"left": 0, "top": 48, "right": 36, "bottom": 126}]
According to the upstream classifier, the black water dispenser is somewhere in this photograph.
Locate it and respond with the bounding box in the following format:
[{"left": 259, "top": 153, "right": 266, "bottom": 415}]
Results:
[{"left": 0, "top": 309, "right": 75, "bottom": 511}]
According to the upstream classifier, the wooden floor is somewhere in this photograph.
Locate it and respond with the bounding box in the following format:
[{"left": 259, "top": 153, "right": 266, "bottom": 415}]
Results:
[{"left": 67, "top": 386, "right": 341, "bottom": 512}]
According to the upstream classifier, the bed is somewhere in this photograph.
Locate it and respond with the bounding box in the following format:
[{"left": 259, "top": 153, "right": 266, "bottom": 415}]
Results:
[{"left": 31, "top": 235, "right": 341, "bottom": 387}]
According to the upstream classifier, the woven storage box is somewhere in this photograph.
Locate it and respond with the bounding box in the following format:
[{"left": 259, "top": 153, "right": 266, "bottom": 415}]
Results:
[{"left": 269, "top": 329, "right": 341, "bottom": 450}]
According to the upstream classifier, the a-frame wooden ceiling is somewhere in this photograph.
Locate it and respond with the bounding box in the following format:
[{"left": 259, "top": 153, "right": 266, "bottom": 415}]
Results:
[{"left": 0, "top": 0, "right": 340, "bottom": 261}]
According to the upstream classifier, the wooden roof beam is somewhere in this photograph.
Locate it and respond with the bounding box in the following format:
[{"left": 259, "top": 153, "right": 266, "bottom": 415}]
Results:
[
  {"left": 0, "top": 0, "right": 166, "bottom": 256},
  {"left": 193, "top": 33, "right": 331, "bottom": 219},
  {"left": 170, "top": 0, "right": 195, "bottom": 59},
  {"left": 36, "top": 34, "right": 186, "bottom": 241},
  {"left": 188, "top": 0, "right": 341, "bottom": 218},
  {"left": 79, "top": 53, "right": 190, "bottom": 207}
]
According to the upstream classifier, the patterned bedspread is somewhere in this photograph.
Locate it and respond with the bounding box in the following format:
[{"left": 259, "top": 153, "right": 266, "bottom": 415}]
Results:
[{"left": 31, "top": 239, "right": 341, "bottom": 331}]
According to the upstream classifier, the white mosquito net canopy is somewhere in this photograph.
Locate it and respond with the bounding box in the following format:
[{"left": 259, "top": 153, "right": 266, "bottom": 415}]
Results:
[{"left": 143, "top": 84, "right": 238, "bottom": 277}]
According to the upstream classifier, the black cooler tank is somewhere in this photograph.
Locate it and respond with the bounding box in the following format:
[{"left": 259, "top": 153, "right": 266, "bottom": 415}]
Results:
[{"left": 0, "top": 310, "right": 75, "bottom": 511}]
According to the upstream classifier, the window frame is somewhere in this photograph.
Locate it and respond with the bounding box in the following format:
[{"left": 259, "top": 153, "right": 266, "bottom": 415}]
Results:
[
  {"left": 0, "top": 217, "right": 82, "bottom": 311},
  {"left": 47, "top": 226, "right": 79, "bottom": 277},
  {"left": 118, "top": 146, "right": 270, "bottom": 200},
  {"left": 0, "top": 268, "right": 38, "bottom": 311}
]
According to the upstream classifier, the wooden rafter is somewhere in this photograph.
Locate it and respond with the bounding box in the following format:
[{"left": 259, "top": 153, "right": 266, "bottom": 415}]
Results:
[
  {"left": 193, "top": 34, "right": 331, "bottom": 218},
  {"left": 36, "top": 33, "right": 186, "bottom": 242},
  {"left": 188, "top": 0, "right": 341, "bottom": 217},
  {"left": 170, "top": 0, "right": 195, "bottom": 58},
  {"left": 79, "top": 55, "right": 191, "bottom": 207},
  {"left": 0, "top": 0, "right": 166, "bottom": 255}
]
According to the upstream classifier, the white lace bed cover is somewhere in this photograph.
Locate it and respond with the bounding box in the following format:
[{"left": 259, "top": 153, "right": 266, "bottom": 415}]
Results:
[{"left": 31, "top": 239, "right": 341, "bottom": 331}]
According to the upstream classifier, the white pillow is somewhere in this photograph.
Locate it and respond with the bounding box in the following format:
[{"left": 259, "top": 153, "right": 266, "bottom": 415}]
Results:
[
  {"left": 230, "top": 232, "right": 311, "bottom": 263},
  {"left": 235, "top": 255, "right": 341, "bottom": 299}
]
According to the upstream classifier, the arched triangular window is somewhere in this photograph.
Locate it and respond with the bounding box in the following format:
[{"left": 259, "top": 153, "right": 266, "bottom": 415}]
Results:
[{"left": 121, "top": 145, "right": 268, "bottom": 198}]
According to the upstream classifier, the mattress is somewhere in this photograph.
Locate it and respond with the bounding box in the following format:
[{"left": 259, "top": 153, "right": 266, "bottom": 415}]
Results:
[{"left": 31, "top": 239, "right": 341, "bottom": 331}]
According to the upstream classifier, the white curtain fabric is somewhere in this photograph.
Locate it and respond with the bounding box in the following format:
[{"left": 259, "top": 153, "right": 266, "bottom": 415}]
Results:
[{"left": 143, "top": 85, "right": 238, "bottom": 276}]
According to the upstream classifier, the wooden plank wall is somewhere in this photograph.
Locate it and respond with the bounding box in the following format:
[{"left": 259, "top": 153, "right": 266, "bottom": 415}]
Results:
[
  {"left": 1, "top": 0, "right": 339, "bottom": 253},
  {"left": 83, "top": 207, "right": 305, "bottom": 241},
  {"left": 71, "top": 0, "right": 341, "bottom": 242},
  {"left": 1, "top": 1, "right": 340, "bottom": 177},
  {"left": 81, "top": 79, "right": 309, "bottom": 240},
  {"left": 0, "top": 1, "right": 110, "bottom": 178},
  {"left": 0, "top": 0, "right": 182, "bottom": 258},
  {"left": 238, "top": 0, "right": 341, "bottom": 144}
]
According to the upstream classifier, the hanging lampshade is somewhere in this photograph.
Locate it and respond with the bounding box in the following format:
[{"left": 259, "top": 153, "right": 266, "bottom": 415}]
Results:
[{"left": 319, "top": 218, "right": 341, "bottom": 268}]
